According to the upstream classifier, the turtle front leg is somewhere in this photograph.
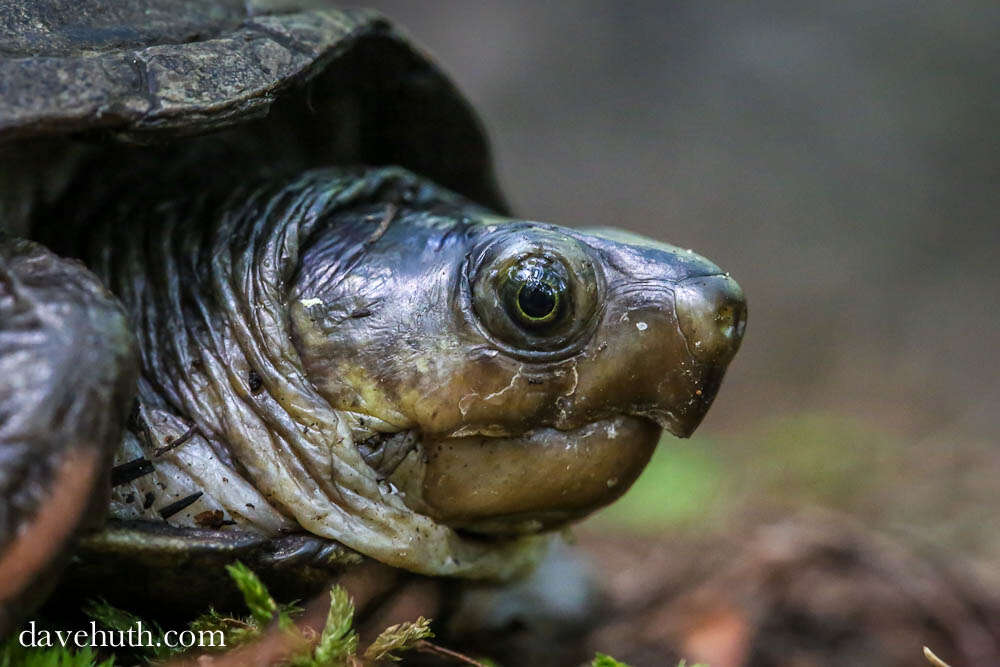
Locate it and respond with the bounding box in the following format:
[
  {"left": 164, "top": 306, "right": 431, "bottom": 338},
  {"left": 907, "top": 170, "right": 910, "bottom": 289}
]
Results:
[{"left": 0, "top": 237, "right": 137, "bottom": 635}]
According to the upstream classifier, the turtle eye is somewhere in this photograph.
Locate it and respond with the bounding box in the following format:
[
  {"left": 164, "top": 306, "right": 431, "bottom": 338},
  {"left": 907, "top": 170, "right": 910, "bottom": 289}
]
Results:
[
  {"left": 501, "top": 258, "right": 568, "bottom": 329},
  {"left": 469, "top": 230, "right": 600, "bottom": 358},
  {"left": 518, "top": 281, "right": 558, "bottom": 320}
]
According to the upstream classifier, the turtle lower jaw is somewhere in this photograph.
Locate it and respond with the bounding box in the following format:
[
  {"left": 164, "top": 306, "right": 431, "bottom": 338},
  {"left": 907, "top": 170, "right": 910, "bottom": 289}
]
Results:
[{"left": 408, "top": 415, "right": 660, "bottom": 536}]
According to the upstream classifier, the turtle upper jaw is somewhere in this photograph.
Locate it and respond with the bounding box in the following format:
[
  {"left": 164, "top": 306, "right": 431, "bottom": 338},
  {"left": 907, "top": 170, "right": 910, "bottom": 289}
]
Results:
[{"left": 628, "top": 358, "right": 734, "bottom": 439}]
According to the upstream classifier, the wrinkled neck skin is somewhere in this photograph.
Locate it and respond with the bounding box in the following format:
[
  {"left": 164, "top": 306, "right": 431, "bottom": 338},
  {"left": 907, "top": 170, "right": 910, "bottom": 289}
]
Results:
[
  {"left": 90, "top": 167, "right": 546, "bottom": 579},
  {"left": 76, "top": 164, "right": 744, "bottom": 581}
]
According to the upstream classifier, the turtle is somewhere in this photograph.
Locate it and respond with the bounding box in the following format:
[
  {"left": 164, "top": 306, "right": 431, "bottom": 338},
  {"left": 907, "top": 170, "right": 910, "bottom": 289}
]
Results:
[{"left": 0, "top": 0, "right": 746, "bottom": 637}]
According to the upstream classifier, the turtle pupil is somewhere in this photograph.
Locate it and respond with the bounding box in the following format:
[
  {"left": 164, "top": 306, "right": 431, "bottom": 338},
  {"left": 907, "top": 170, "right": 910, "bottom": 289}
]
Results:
[{"left": 518, "top": 281, "right": 557, "bottom": 319}]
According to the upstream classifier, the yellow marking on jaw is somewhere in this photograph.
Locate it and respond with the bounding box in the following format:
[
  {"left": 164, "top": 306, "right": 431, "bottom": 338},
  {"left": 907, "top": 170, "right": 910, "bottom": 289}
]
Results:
[{"left": 336, "top": 363, "right": 410, "bottom": 428}]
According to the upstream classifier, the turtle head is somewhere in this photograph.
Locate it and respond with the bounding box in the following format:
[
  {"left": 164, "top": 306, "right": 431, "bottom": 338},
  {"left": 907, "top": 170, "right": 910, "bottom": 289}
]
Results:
[{"left": 289, "top": 205, "right": 745, "bottom": 534}]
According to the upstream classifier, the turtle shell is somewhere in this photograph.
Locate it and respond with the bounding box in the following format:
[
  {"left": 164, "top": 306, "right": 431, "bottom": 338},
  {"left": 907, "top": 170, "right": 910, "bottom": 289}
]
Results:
[{"left": 0, "top": 0, "right": 507, "bottom": 228}]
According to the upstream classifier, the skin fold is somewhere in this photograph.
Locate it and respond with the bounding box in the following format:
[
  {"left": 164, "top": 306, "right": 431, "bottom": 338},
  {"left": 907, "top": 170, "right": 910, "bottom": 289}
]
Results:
[
  {"left": 0, "top": 0, "right": 749, "bottom": 635},
  {"left": 0, "top": 238, "right": 137, "bottom": 632},
  {"left": 49, "top": 165, "right": 744, "bottom": 579}
]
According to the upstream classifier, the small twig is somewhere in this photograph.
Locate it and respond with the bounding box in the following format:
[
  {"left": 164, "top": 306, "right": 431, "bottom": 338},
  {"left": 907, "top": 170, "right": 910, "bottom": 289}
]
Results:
[
  {"left": 110, "top": 457, "right": 154, "bottom": 487},
  {"left": 157, "top": 491, "right": 203, "bottom": 519},
  {"left": 924, "top": 646, "right": 952, "bottom": 667},
  {"left": 415, "top": 639, "right": 488, "bottom": 666},
  {"left": 366, "top": 203, "right": 397, "bottom": 246},
  {"left": 220, "top": 617, "right": 253, "bottom": 630},
  {"left": 153, "top": 424, "right": 197, "bottom": 457}
]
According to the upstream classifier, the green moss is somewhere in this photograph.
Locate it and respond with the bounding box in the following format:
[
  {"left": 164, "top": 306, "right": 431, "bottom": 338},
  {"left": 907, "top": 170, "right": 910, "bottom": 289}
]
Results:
[
  {"left": 2, "top": 563, "right": 439, "bottom": 666},
  {"left": 361, "top": 617, "right": 433, "bottom": 663},
  {"left": 0, "top": 642, "right": 114, "bottom": 667},
  {"left": 592, "top": 653, "right": 631, "bottom": 666},
  {"left": 308, "top": 586, "right": 358, "bottom": 665}
]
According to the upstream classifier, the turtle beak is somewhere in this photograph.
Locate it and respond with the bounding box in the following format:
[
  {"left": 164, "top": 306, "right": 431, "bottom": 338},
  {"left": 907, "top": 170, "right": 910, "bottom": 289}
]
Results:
[
  {"left": 674, "top": 273, "right": 747, "bottom": 368},
  {"left": 662, "top": 272, "right": 746, "bottom": 435},
  {"left": 570, "top": 229, "right": 747, "bottom": 438}
]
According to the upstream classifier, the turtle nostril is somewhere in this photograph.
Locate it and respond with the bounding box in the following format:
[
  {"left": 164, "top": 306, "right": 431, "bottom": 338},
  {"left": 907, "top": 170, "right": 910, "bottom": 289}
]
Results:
[{"left": 674, "top": 274, "right": 747, "bottom": 365}]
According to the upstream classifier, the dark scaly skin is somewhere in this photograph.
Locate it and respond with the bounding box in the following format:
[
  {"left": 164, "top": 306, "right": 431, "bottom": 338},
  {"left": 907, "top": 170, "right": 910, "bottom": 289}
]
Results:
[
  {"left": 0, "top": 0, "right": 750, "bottom": 640},
  {"left": 40, "top": 164, "right": 744, "bottom": 582},
  {"left": 0, "top": 237, "right": 137, "bottom": 634}
]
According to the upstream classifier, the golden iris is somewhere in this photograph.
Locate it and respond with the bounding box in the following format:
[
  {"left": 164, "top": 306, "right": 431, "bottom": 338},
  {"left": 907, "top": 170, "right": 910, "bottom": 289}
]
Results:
[{"left": 502, "top": 257, "right": 568, "bottom": 329}]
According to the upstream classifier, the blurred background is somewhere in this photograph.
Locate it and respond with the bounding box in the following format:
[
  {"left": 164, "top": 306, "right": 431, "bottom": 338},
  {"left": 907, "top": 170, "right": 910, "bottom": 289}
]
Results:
[
  {"left": 367, "top": 2, "right": 998, "bottom": 663},
  {"left": 368, "top": 0, "right": 998, "bottom": 555}
]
